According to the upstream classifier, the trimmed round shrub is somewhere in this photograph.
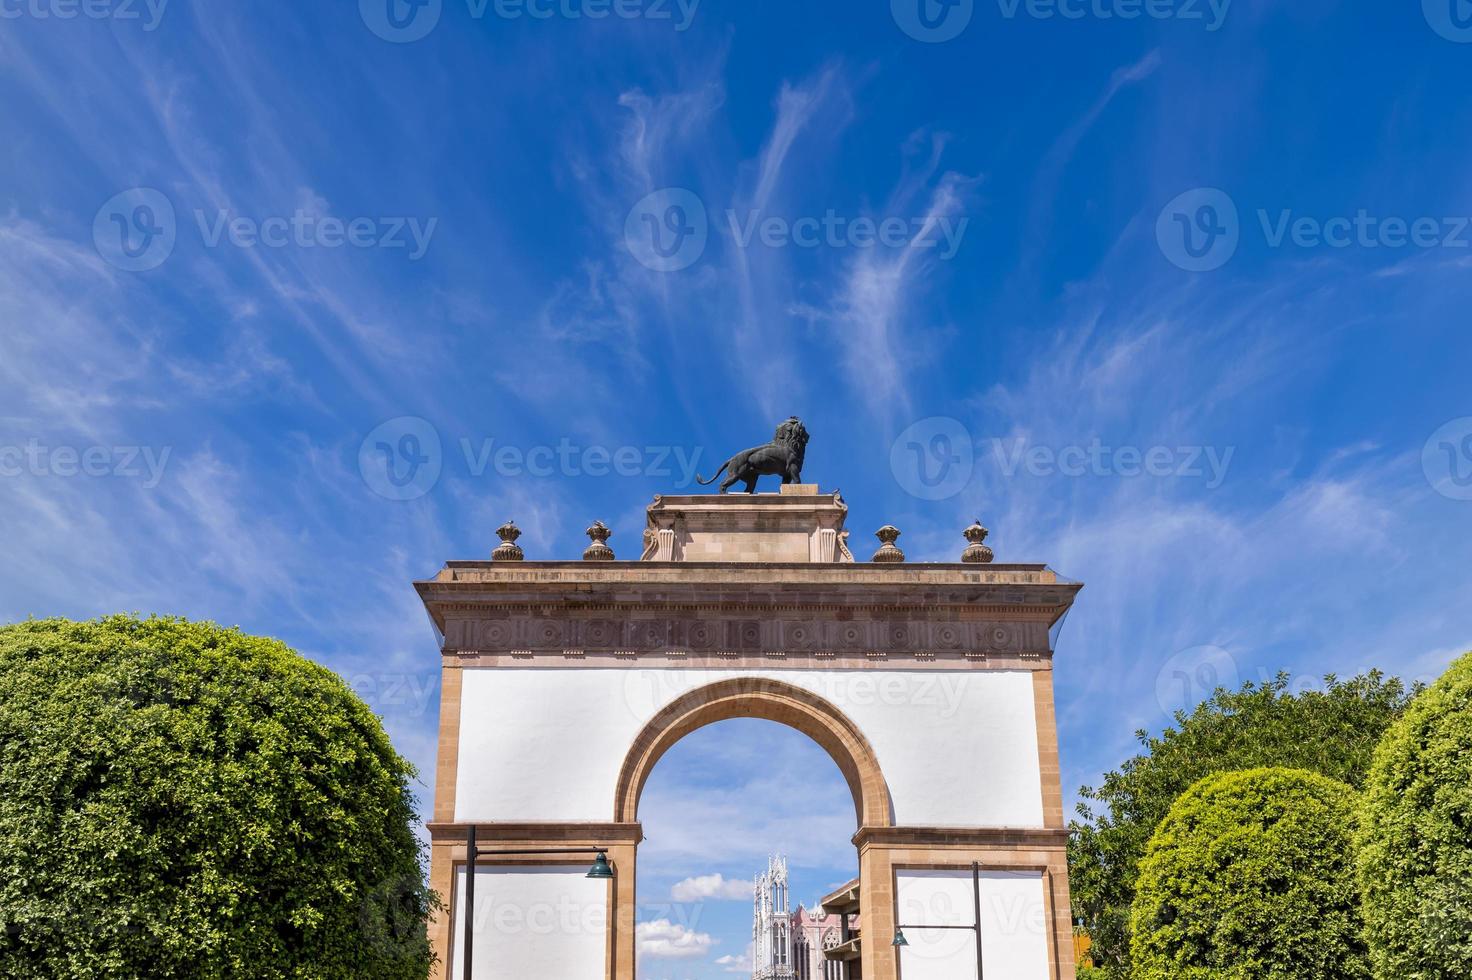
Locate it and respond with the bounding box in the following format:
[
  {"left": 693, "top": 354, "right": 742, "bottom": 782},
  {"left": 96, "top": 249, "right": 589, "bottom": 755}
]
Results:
[
  {"left": 1357, "top": 650, "right": 1472, "bottom": 979},
  {"left": 1070, "top": 671, "right": 1412, "bottom": 978},
  {"left": 0, "top": 615, "right": 435, "bottom": 978},
  {"left": 1130, "top": 767, "right": 1368, "bottom": 980}
]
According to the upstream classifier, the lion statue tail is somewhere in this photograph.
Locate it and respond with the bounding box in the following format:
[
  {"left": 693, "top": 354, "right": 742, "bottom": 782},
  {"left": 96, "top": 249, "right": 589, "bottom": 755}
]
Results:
[{"left": 695, "top": 459, "right": 730, "bottom": 486}]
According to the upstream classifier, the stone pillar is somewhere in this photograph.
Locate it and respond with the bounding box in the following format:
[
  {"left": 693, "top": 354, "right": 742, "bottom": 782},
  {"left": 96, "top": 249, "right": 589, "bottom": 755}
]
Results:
[
  {"left": 427, "top": 663, "right": 463, "bottom": 979},
  {"left": 610, "top": 841, "right": 639, "bottom": 980},
  {"left": 858, "top": 844, "right": 898, "bottom": 979}
]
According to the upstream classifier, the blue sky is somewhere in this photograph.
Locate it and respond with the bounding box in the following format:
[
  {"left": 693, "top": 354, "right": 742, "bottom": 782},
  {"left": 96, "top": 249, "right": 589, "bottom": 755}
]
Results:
[{"left": 4, "top": 1, "right": 1472, "bottom": 977}]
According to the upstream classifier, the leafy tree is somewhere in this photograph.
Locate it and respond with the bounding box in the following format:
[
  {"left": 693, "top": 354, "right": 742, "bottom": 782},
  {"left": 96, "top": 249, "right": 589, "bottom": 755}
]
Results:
[
  {"left": 1130, "top": 767, "right": 1369, "bottom": 980},
  {"left": 1357, "top": 650, "right": 1472, "bottom": 979},
  {"left": 1069, "top": 672, "right": 1413, "bottom": 977},
  {"left": 0, "top": 615, "right": 437, "bottom": 979}
]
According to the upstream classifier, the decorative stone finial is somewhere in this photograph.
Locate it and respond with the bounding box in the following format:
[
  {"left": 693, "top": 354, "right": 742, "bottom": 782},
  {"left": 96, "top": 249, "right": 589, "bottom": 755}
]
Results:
[
  {"left": 583, "top": 521, "right": 615, "bottom": 561},
  {"left": 961, "top": 520, "right": 994, "bottom": 564},
  {"left": 871, "top": 525, "right": 905, "bottom": 563},
  {"left": 492, "top": 521, "right": 524, "bottom": 561}
]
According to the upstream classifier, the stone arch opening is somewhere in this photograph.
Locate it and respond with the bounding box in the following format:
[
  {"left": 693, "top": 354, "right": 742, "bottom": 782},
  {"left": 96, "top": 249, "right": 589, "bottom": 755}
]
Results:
[{"left": 614, "top": 676, "right": 894, "bottom": 829}]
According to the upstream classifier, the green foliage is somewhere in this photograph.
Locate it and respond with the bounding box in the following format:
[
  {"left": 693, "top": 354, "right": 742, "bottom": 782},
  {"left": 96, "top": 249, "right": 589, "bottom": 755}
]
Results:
[
  {"left": 1130, "top": 768, "right": 1369, "bottom": 980},
  {"left": 1068, "top": 671, "right": 1413, "bottom": 977},
  {"left": 1357, "top": 650, "right": 1472, "bottom": 979},
  {"left": 0, "top": 615, "right": 437, "bottom": 979}
]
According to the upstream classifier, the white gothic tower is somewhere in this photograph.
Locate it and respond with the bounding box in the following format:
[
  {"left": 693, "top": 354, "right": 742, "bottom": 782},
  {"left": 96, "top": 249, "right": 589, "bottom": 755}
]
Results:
[{"left": 752, "top": 856, "right": 795, "bottom": 980}]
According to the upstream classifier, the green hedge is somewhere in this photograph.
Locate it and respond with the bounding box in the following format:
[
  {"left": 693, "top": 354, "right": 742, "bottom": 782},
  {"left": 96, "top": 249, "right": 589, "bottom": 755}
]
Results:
[
  {"left": 1130, "top": 767, "right": 1368, "bottom": 980},
  {"left": 1069, "top": 672, "right": 1411, "bottom": 977},
  {"left": 0, "top": 615, "right": 436, "bottom": 979},
  {"left": 1357, "top": 650, "right": 1472, "bottom": 979}
]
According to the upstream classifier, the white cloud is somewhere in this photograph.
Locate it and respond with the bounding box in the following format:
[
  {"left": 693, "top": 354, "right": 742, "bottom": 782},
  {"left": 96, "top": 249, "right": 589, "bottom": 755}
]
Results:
[
  {"left": 670, "top": 873, "right": 752, "bottom": 903},
  {"left": 716, "top": 949, "right": 753, "bottom": 973},
  {"left": 636, "top": 919, "right": 716, "bottom": 959}
]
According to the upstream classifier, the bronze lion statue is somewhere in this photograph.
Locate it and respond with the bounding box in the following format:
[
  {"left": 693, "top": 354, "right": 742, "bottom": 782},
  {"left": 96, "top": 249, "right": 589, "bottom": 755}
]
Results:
[{"left": 697, "top": 417, "right": 809, "bottom": 493}]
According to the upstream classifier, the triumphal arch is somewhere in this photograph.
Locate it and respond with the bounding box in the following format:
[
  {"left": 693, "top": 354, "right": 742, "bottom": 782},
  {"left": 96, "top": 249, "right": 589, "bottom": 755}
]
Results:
[{"left": 418, "top": 482, "right": 1080, "bottom": 979}]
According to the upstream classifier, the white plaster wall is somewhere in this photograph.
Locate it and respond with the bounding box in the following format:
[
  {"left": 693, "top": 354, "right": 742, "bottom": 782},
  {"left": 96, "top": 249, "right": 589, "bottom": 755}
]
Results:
[
  {"left": 895, "top": 869, "right": 1050, "bottom": 980},
  {"left": 447, "top": 865, "right": 607, "bottom": 980},
  {"left": 455, "top": 667, "right": 1044, "bottom": 827}
]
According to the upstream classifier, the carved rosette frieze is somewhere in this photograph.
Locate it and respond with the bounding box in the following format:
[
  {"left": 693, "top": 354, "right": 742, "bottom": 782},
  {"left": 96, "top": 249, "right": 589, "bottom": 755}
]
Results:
[{"left": 443, "top": 613, "right": 1048, "bottom": 659}]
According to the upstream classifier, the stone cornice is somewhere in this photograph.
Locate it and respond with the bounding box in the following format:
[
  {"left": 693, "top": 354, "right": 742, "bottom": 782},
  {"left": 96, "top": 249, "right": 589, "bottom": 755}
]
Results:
[
  {"left": 416, "top": 562, "right": 1079, "bottom": 632},
  {"left": 427, "top": 822, "right": 644, "bottom": 844},
  {"left": 442, "top": 650, "right": 1053, "bottom": 670},
  {"left": 852, "top": 826, "right": 1070, "bottom": 849},
  {"left": 432, "top": 560, "right": 1060, "bottom": 583}
]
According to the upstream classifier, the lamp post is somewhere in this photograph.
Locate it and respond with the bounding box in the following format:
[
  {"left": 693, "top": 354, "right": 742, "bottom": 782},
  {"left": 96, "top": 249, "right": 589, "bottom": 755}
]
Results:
[
  {"left": 460, "top": 824, "right": 615, "bottom": 980},
  {"left": 891, "top": 861, "right": 985, "bottom": 979}
]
